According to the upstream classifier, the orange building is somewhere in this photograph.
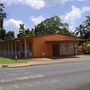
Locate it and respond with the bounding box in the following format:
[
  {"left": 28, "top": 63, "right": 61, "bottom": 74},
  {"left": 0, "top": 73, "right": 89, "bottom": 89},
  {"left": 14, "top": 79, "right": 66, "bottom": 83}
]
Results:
[{"left": 0, "top": 33, "right": 85, "bottom": 58}]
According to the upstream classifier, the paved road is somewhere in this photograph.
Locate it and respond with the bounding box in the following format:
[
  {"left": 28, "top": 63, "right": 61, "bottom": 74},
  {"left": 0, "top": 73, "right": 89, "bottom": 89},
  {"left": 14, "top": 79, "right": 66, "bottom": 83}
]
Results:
[{"left": 0, "top": 61, "right": 90, "bottom": 90}]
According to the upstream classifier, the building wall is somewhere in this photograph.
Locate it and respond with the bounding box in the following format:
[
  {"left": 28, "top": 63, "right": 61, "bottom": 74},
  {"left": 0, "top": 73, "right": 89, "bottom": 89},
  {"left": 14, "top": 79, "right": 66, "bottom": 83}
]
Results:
[
  {"left": 0, "top": 34, "right": 76, "bottom": 58},
  {"left": 32, "top": 35, "right": 75, "bottom": 58},
  {"left": 15, "top": 39, "right": 33, "bottom": 58}
]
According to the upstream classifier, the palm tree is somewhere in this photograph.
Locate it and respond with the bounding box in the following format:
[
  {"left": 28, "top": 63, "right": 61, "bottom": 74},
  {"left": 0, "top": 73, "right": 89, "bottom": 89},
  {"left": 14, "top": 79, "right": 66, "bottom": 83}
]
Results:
[
  {"left": 83, "top": 15, "right": 90, "bottom": 32},
  {"left": 75, "top": 24, "right": 85, "bottom": 38}
]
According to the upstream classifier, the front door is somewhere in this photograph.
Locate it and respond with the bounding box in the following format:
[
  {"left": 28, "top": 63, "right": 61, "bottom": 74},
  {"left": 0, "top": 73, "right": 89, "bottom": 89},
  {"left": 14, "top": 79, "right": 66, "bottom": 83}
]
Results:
[{"left": 53, "top": 44, "right": 59, "bottom": 57}]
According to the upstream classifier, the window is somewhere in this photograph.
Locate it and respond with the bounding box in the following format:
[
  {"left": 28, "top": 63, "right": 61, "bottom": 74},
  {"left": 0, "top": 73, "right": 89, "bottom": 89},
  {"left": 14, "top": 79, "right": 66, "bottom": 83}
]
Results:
[{"left": 29, "top": 43, "right": 32, "bottom": 52}]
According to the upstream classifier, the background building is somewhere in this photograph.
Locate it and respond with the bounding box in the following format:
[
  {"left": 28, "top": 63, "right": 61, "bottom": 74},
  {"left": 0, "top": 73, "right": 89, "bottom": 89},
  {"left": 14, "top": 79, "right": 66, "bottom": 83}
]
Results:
[{"left": 0, "top": 33, "right": 85, "bottom": 58}]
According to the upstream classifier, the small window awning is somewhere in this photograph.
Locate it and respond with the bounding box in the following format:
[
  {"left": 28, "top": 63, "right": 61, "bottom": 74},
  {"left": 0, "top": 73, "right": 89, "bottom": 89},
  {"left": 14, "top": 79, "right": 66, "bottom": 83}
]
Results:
[{"left": 45, "top": 40, "right": 77, "bottom": 43}]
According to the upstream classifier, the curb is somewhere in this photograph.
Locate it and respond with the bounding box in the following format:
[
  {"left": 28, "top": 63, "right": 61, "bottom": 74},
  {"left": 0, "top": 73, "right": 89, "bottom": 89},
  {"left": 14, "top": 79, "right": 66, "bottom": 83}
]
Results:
[
  {"left": 0, "top": 55, "right": 90, "bottom": 68},
  {"left": 0, "top": 63, "right": 31, "bottom": 68},
  {"left": 0, "top": 60, "right": 90, "bottom": 68}
]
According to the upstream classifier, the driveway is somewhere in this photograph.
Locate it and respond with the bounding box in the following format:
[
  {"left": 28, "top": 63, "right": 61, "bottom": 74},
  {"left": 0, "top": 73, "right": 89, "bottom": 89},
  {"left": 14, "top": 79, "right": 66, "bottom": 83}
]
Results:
[{"left": 28, "top": 55, "right": 90, "bottom": 65}]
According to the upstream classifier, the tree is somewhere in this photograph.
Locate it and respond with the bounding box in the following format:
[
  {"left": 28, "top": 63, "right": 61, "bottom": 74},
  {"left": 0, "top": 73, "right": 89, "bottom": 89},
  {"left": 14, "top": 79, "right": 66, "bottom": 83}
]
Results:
[
  {"left": 0, "top": 3, "right": 7, "bottom": 28},
  {"left": 30, "top": 29, "right": 35, "bottom": 36},
  {"left": 58, "top": 27, "right": 70, "bottom": 36},
  {"left": 25, "top": 29, "right": 30, "bottom": 37},
  {"left": 75, "top": 24, "right": 85, "bottom": 38},
  {"left": 5, "top": 31, "right": 15, "bottom": 40},
  {"left": 83, "top": 15, "right": 90, "bottom": 32},
  {"left": 19, "top": 24, "right": 25, "bottom": 34},
  {"left": 34, "top": 15, "right": 69, "bottom": 36},
  {"left": 17, "top": 24, "right": 25, "bottom": 37},
  {"left": 25, "top": 29, "right": 35, "bottom": 37},
  {"left": 0, "top": 28, "right": 6, "bottom": 40},
  {"left": 17, "top": 26, "right": 35, "bottom": 38},
  {"left": 17, "top": 33, "right": 25, "bottom": 38},
  {"left": 84, "top": 31, "right": 90, "bottom": 40},
  {"left": 0, "top": 3, "right": 7, "bottom": 40},
  {"left": 70, "top": 31, "right": 76, "bottom": 36},
  {"left": 83, "top": 15, "right": 90, "bottom": 39}
]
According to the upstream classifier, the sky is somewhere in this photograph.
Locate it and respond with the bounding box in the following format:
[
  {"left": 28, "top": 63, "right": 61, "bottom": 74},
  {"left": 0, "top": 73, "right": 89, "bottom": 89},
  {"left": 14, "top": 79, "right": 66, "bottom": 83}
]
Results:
[{"left": 0, "top": 0, "right": 90, "bottom": 37}]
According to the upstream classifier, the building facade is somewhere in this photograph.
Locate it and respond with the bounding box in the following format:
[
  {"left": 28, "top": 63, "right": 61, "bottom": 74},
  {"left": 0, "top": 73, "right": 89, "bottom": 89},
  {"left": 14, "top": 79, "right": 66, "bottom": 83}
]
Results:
[{"left": 0, "top": 34, "right": 85, "bottom": 58}]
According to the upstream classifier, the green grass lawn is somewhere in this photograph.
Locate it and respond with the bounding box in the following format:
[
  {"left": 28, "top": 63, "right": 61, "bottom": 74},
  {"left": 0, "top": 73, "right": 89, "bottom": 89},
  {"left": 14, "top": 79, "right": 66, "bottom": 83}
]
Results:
[
  {"left": 0, "top": 57, "right": 28, "bottom": 64},
  {"left": 84, "top": 54, "right": 90, "bottom": 56}
]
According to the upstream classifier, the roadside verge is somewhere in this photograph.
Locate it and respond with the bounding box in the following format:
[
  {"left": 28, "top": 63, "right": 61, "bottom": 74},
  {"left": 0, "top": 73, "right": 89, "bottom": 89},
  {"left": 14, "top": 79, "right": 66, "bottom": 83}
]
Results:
[{"left": 0, "top": 55, "right": 90, "bottom": 68}]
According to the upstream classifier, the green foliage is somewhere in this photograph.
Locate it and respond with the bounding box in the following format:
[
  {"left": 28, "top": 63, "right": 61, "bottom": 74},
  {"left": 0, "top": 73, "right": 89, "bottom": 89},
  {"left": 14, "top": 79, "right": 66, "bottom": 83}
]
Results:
[
  {"left": 5, "top": 31, "right": 15, "bottom": 40},
  {"left": 30, "top": 29, "right": 35, "bottom": 36},
  {"left": 85, "top": 39, "right": 90, "bottom": 45},
  {"left": 0, "top": 29, "right": 15, "bottom": 40},
  {"left": 85, "top": 46, "right": 90, "bottom": 54},
  {"left": 84, "top": 54, "right": 90, "bottom": 56},
  {"left": 0, "top": 28, "right": 6, "bottom": 40},
  {"left": 0, "top": 3, "right": 7, "bottom": 28},
  {"left": 17, "top": 24, "right": 35, "bottom": 38},
  {"left": 75, "top": 15, "right": 90, "bottom": 39},
  {"left": 0, "top": 3, "right": 9, "bottom": 40},
  {"left": 58, "top": 27, "right": 71, "bottom": 36},
  {"left": 75, "top": 42, "right": 79, "bottom": 47},
  {"left": 83, "top": 15, "right": 90, "bottom": 39},
  {"left": 25, "top": 29, "right": 35, "bottom": 37},
  {"left": 17, "top": 33, "right": 25, "bottom": 38},
  {"left": 70, "top": 31, "right": 76, "bottom": 36},
  {"left": 0, "top": 39, "right": 3, "bottom": 42},
  {"left": 19, "top": 24, "right": 25, "bottom": 34},
  {"left": 75, "top": 24, "right": 85, "bottom": 38},
  {"left": 83, "top": 31, "right": 90, "bottom": 40},
  {"left": 83, "top": 15, "right": 90, "bottom": 32},
  {"left": 34, "top": 15, "right": 70, "bottom": 36},
  {"left": 17, "top": 24, "right": 25, "bottom": 38},
  {"left": 0, "top": 57, "right": 28, "bottom": 64},
  {"left": 84, "top": 39, "right": 90, "bottom": 54},
  {"left": 75, "top": 15, "right": 90, "bottom": 40}
]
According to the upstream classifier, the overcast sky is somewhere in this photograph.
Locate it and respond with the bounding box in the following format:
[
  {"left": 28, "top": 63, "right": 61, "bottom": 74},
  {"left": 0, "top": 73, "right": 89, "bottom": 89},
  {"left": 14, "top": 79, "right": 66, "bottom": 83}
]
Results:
[{"left": 1, "top": 0, "right": 90, "bottom": 37}]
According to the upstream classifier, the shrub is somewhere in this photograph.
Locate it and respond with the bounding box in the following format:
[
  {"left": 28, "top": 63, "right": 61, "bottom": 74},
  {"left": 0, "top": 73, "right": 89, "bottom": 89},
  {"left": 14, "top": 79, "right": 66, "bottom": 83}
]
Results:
[
  {"left": 85, "top": 45, "right": 90, "bottom": 54},
  {"left": 78, "top": 43, "right": 86, "bottom": 53}
]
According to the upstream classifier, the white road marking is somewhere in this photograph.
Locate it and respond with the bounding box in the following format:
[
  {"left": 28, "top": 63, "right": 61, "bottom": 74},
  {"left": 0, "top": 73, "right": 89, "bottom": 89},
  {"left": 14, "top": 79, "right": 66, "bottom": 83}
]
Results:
[
  {"left": 28, "top": 74, "right": 44, "bottom": 78},
  {"left": 9, "top": 74, "right": 16, "bottom": 76},
  {"left": 1, "top": 79, "right": 13, "bottom": 82},
  {"left": 24, "top": 72, "right": 33, "bottom": 74},
  {"left": 19, "top": 74, "right": 44, "bottom": 80},
  {"left": 39, "top": 79, "right": 59, "bottom": 86},
  {"left": 24, "top": 83, "right": 34, "bottom": 87},
  {"left": 19, "top": 76, "right": 29, "bottom": 80},
  {"left": 50, "top": 79, "right": 59, "bottom": 83},
  {"left": 0, "top": 74, "right": 44, "bottom": 83}
]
